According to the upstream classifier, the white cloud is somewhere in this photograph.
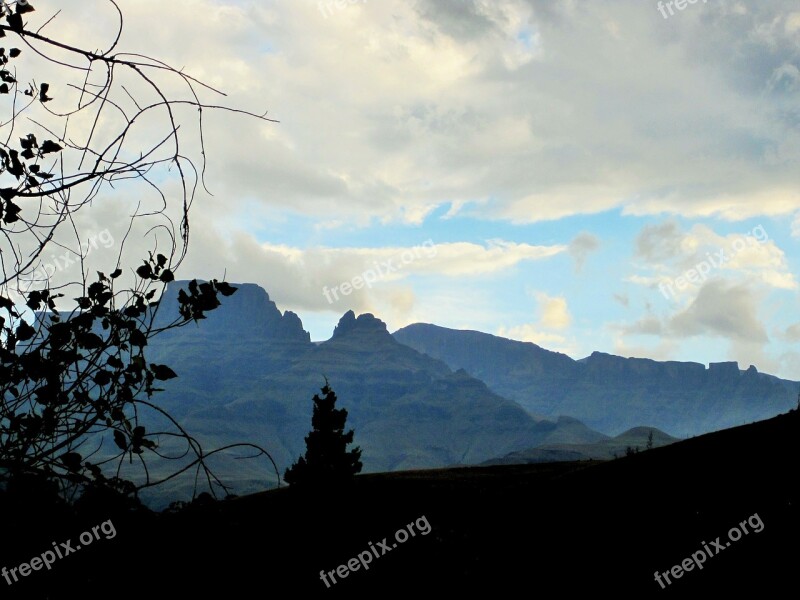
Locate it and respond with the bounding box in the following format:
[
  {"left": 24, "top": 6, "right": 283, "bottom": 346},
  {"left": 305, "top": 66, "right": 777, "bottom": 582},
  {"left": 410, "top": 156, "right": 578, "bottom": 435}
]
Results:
[
  {"left": 178, "top": 227, "right": 564, "bottom": 315},
  {"left": 535, "top": 292, "right": 572, "bottom": 329},
  {"left": 630, "top": 221, "right": 796, "bottom": 301},
  {"left": 67, "top": 0, "right": 800, "bottom": 229},
  {"left": 497, "top": 291, "right": 573, "bottom": 352}
]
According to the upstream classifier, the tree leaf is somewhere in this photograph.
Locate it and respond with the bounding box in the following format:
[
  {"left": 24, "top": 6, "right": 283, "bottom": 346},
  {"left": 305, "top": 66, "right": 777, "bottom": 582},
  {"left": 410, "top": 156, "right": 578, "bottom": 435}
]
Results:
[
  {"left": 39, "top": 140, "right": 62, "bottom": 154},
  {"left": 78, "top": 332, "right": 103, "bottom": 349},
  {"left": 39, "top": 82, "right": 51, "bottom": 102},
  {"left": 61, "top": 452, "right": 82, "bottom": 471},
  {"left": 150, "top": 364, "right": 177, "bottom": 380},
  {"left": 113, "top": 430, "right": 127, "bottom": 451},
  {"left": 129, "top": 328, "right": 147, "bottom": 347},
  {"left": 6, "top": 13, "right": 23, "bottom": 33},
  {"left": 136, "top": 263, "right": 152, "bottom": 279},
  {"left": 93, "top": 370, "right": 112, "bottom": 386},
  {"left": 15, "top": 320, "right": 35, "bottom": 341},
  {"left": 216, "top": 281, "right": 237, "bottom": 296},
  {"left": 3, "top": 199, "right": 21, "bottom": 223}
]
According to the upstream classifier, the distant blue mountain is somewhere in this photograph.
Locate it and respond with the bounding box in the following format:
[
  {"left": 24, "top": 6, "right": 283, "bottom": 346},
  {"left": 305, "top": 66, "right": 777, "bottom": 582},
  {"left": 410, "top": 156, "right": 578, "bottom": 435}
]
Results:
[
  {"left": 136, "top": 281, "right": 600, "bottom": 505},
  {"left": 393, "top": 323, "right": 798, "bottom": 437}
]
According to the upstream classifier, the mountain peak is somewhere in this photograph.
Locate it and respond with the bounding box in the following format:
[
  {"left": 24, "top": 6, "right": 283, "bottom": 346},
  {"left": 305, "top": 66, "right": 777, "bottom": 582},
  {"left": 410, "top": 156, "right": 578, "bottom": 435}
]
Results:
[
  {"left": 158, "top": 280, "right": 310, "bottom": 344},
  {"left": 332, "top": 311, "right": 390, "bottom": 339}
]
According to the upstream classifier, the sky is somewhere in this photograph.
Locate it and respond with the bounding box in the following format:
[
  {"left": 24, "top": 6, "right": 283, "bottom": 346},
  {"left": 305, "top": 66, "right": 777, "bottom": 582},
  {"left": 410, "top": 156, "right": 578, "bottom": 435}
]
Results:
[{"left": 7, "top": 0, "right": 800, "bottom": 379}]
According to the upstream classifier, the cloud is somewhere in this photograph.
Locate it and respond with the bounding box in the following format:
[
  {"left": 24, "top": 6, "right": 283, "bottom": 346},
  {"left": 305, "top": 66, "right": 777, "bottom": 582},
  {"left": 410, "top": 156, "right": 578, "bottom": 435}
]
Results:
[
  {"left": 568, "top": 232, "right": 601, "bottom": 272},
  {"left": 782, "top": 322, "right": 800, "bottom": 342},
  {"left": 497, "top": 291, "right": 573, "bottom": 352},
  {"left": 414, "top": 0, "right": 500, "bottom": 42},
  {"left": 668, "top": 281, "right": 768, "bottom": 343},
  {"left": 535, "top": 292, "right": 572, "bottom": 329},
  {"left": 179, "top": 225, "right": 565, "bottom": 314},
  {"left": 792, "top": 214, "right": 800, "bottom": 238},
  {"left": 618, "top": 280, "right": 768, "bottom": 343},
  {"left": 620, "top": 316, "right": 663, "bottom": 336},
  {"left": 635, "top": 220, "right": 684, "bottom": 263},
  {"left": 69, "top": 0, "right": 800, "bottom": 230},
  {"left": 630, "top": 221, "right": 796, "bottom": 300},
  {"left": 411, "top": 239, "right": 566, "bottom": 276}
]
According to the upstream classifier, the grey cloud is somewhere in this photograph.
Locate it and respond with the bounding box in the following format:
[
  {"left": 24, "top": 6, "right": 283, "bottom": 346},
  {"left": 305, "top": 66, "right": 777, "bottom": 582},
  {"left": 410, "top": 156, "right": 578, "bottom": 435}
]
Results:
[
  {"left": 784, "top": 322, "right": 800, "bottom": 342},
  {"left": 568, "top": 232, "right": 600, "bottom": 272},
  {"left": 668, "top": 280, "right": 768, "bottom": 343},
  {"left": 414, "top": 0, "right": 504, "bottom": 41},
  {"left": 622, "top": 316, "right": 663, "bottom": 336},
  {"left": 613, "top": 293, "right": 629, "bottom": 307},
  {"left": 635, "top": 221, "right": 683, "bottom": 263}
]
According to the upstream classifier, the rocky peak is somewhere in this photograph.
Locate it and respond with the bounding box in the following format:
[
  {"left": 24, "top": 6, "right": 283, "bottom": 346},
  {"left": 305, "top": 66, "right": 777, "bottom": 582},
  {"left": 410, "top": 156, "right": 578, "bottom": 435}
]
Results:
[
  {"left": 157, "top": 281, "right": 310, "bottom": 344},
  {"left": 332, "top": 311, "right": 392, "bottom": 341}
]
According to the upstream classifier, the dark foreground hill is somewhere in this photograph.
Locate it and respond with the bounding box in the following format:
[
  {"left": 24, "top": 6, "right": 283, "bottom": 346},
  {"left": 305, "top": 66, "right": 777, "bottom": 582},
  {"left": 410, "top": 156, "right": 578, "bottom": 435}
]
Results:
[
  {"left": 394, "top": 323, "right": 799, "bottom": 437},
  {"left": 6, "top": 410, "right": 795, "bottom": 597}
]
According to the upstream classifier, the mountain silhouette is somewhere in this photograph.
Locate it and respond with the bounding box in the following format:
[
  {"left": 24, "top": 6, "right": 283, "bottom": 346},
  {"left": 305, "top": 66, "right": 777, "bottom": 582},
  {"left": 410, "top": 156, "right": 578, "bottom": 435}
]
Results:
[
  {"left": 137, "top": 281, "right": 600, "bottom": 506},
  {"left": 394, "top": 323, "right": 797, "bottom": 436}
]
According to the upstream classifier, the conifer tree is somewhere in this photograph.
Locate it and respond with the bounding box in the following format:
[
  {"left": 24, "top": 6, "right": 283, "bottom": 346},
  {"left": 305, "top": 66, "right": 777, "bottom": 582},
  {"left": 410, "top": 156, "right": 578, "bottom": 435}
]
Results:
[{"left": 285, "top": 381, "right": 362, "bottom": 485}]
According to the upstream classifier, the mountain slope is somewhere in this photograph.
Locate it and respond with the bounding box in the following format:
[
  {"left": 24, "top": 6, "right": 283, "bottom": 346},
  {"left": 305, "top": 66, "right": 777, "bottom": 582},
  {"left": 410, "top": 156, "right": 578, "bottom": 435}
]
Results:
[
  {"left": 393, "top": 323, "right": 798, "bottom": 436},
  {"left": 484, "top": 425, "right": 680, "bottom": 464},
  {"left": 137, "top": 283, "right": 600, "bottom": 504}
]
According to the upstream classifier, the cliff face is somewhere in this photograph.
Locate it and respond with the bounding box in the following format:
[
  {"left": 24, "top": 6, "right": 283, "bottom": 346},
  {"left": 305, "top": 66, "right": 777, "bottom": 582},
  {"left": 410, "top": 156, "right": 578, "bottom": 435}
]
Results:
[
  {"left": 393, "top": 324, "right": 798, "bottom": 437},
  {"left": 155, "top": 281, "right": 311, "bottom": 345},
  {"left": 332, "top": 310, "right": 394, "bottom": 341},
  {"left": 133, "top": 287, "right": 599, "bottom": 507}
]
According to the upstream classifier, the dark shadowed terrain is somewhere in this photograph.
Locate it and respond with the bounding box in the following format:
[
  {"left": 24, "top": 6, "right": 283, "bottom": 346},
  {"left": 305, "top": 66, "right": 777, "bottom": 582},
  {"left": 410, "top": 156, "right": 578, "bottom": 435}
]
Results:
[{"left": 5, "top": 409, "right": 795, "bottom": 597}]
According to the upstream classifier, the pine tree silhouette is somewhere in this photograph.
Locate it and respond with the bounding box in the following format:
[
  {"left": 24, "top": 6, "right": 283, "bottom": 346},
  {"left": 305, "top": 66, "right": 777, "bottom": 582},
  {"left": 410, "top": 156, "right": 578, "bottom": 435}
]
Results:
[{"left": 284, "top": 381, "right": 362, "bottom": 485}]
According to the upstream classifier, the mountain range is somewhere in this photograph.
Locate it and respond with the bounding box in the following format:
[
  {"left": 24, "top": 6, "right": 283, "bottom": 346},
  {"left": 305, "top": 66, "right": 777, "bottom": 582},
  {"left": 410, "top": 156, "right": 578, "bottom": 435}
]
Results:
[
  {"left": 394, "top": 323, "right": 798, "bottom": 436},
  {"left": 130, "top": 281, "right": 797, "bottom": 505},
  {"left": 138, "top": 281, "right": 599, "bottom": 504}
]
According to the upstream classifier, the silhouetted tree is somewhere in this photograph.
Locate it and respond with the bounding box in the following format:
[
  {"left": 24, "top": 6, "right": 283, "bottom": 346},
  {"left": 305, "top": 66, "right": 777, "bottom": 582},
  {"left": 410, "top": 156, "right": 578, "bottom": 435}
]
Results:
[
  {"left": 646, "top": 430, "right": 654, "bottom": 450},
  {"left": 285, "top": 381, "right": 362, "bottom": 485},
  {"left": 0, "top": 0, "right": 277, "bottom": 507}
]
